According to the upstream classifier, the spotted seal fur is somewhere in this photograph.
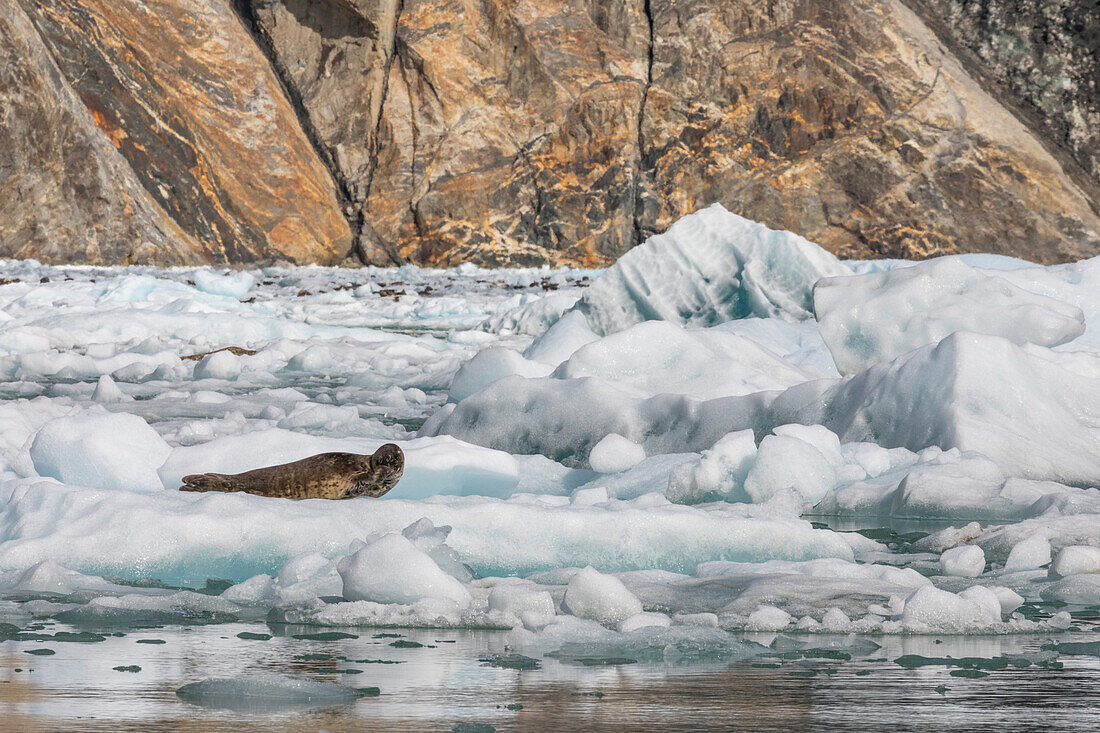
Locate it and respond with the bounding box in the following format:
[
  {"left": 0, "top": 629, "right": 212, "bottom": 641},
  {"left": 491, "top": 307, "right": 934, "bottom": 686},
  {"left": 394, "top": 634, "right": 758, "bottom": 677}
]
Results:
[{"left": 179, "top": 444, "right": 404, "bottom": 499}]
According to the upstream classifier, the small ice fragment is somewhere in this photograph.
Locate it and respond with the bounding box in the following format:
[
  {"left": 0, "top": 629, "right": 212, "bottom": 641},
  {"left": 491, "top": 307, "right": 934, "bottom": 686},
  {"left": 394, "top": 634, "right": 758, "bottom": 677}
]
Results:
[
  {"left": 562, "top": 567, "right": 643, "bottom": 627},
  {"left": 91, "top": 375, "right": 127, "bottom": 403},
  {"left": 1003, "top": 535, "right": 1052, "bottom": 572},
  {"left": 1050, "top": 546, "right": 1100, "bottom": 579},
  {"left": 917, "top": 523, "right": 984, "bottom": 553},
  {"left": 191, "top": 270, "right": 255, "bottom": 299},
  {"left": 487, "top": 585, "right": 556, "bottom": 629},
  {"left": 821, "top": 608, "right": 851, "bottom": 631},
  {"left": 30, "top": 411, "right": 170, "bottom": 492},
  {"left": 746, "top": 605, "right": 792, "bottom": 632},
  {"left": 337, "top": 533, "right": 471, "bottom": 607},
  {"left": 588, "top": 434, "right": 645, "bottom": 474},
  {"left": 222, "top": 575, "right": 276, "bottom": 606},
  {"left": 940, "top": 546, "right": 986, "bottom": 577},
  {"left": 176, "top": 674, "right": 367, "bottom": 711},
  {"left": 193, "top": 350, "right": 241, "bottom": 381},
  {"left": 619, "top": 612, "right": 672, "bottom": 632},
  {"left": 666, "top": 429, "right": 756, "bottom": 504}
]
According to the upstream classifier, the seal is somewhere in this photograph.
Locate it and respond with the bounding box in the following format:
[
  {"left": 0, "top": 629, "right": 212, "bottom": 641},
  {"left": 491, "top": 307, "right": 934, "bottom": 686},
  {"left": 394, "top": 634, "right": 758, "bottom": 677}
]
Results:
[{"left": 179, "top": 443, "right": 404, "bottom": 499}]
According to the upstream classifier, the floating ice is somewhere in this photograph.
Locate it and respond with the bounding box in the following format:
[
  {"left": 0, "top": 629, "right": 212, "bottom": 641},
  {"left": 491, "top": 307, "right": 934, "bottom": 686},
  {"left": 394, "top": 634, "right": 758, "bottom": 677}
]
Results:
[
  {"left": 588, "top": 434, "right": 646, "bottom": 474},
  {"left": 421, "top": 375, "right": 770, "bottom": 466},
  {"left": 479, "top": 292, "right": 580, "bottom": 336},
  {"left": 814, "top": 257, "right": 1086, "bottom": 374},
  {"left": 1003, "top": 535, "right": 1052, "bottom": 572},
  {"left": 447, "top": 347, "right": 553, "bottom": 403},
  {"left": 91, "top": 375, "right": 128, "bottom": 403},
  {"left": 193, "top": 350, "right": 242, "bottom": 381},
  {"left": 221, "top": 574, "right": 277, "bottom": 606},
  {"left": 522, "top": 310, "right": 599, "bottom": 365},
  {"left": 571, "top": 203, "right": 850, "bottom": 336},
  {"left": 29, "top": 411, "right": 170, "bottom": 492},
  {"left": 552, "top": 321, "right": 822, "bottom": 400},
  {"left": 190, "top": 269, "right": 256, "bottom": 299},
  {"left": 746, "top": 605, "right": 792, "bottom": 631},
  {"left": 744, "top": 425, "right": 853, "bottom": 504},
  {"left": 940, "top": 546, "right": 986, "bottom": 577},
  {"left": 1050, "top": 546, "right": 1100, "bottom": 579},
  {"left": 666, "top": 430, "right": 756, "bottom": 504},
  {"left": 562, "top": 566, "right": 643, "bottom": 627},
  {"left": 177, "top": 674, "right": 368, "bottom": 710},
  {"left": 770, "top": 332, "right": 1100, "bottom": 485},
  {"left": 487, "top": 582, "right": 557, "bottom": 629},
  {"left": 337, "top": 532, "right": 471, "bottom": 606},
  {"left": 619, "top": 611, "right": 672, "bottom": 632},
  {"left": 899, "top": 586, "right": 1001, "bottom": 633}
]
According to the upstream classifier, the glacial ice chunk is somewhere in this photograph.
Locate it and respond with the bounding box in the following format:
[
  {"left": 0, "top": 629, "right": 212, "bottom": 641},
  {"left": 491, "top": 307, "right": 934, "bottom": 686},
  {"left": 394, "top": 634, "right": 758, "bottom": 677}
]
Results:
[
  {"left": 588, "top": 434, "right": 646, "bottom": 474},
  {"left": 900, "top": 586, "right": 1001, "bottom": 632},
  {"left": 746, "top": 605, "right": 792, "bottom": 631},
  {"left": 30, "top": 411, "right": 171, "bottom": 492},
  {"left": 769, "top": 332, "right": 1100, "bottom": 485},
  {"left": 177, "top": 674, "right": 368, "bottom": 710},
  {"left": 1003, "top": 535, "right": 1052, "bottom": 572},
  {"left": 939, "top": 546, "right": 985, "bottom": 577},
  {"left": 522, "top": 310, "right": 599, "bottom": 366},
  {"left": 191, "top": 270, "right": 255, "bottom": 299},
  {"left": 814, "top": 257, "right": 1086, "bottom": 374},
  {"left": 571, "top": 203, "right": 850, "bottom": 336},
  {"left": 562, "top": 566, "right": 643, "bottom": 627},
  {"left": 619, "top": 611, "right": 672, "bottom": 632},
  {"left": 337, "top": 532, "right": 471, "bottom": 607},
  {"left": 91, "top": 375, "right": 128, "bottom": 403},
  {"left": 1050, "top": 546, "right": 1100, "bottom": 579},
  {"left": 666, "top": 430, "right": 757, "bottom": 504},
  {"left": 193, "top": 350, "right": 242, "bottom": 381},
  {"left": 744, "top": 426, "right": 852, "bottom": 504},
  {"left": 422, "top": 374, "right": 771, "bottom": 466},
  {"left": 447, "top": 347, "right": 553, "bottom": 403},
  {"left": 552, "top": 321, "right": 822, "bottom": 399},
  {"left": 487, "top": 583, "right": 557, "bottom": 629}
]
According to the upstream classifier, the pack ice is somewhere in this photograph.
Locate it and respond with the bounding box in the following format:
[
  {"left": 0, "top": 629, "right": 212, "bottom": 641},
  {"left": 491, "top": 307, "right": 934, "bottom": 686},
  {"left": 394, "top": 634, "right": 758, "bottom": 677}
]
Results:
[{"left": 0, "top": 203, "right": 1098, "bottom": 657}]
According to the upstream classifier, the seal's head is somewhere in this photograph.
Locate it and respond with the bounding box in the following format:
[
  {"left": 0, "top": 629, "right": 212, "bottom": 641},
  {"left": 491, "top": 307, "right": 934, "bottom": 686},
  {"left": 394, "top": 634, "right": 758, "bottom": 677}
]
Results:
[{"left": 362, "top": 443, "right": 404, "bottom": 497}]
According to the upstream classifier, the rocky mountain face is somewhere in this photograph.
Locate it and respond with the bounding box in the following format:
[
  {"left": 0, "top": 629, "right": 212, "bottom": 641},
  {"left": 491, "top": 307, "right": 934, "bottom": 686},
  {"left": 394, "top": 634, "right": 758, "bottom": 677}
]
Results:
[
  {"left": 1, "top": 0, "right": 350, "bottom": 265},
  {"left": 906, "top": 0, "right": 1099, "bottom": 205},
  {"left": 1, "top": 0, "right": 1098, "bottom": 266}
]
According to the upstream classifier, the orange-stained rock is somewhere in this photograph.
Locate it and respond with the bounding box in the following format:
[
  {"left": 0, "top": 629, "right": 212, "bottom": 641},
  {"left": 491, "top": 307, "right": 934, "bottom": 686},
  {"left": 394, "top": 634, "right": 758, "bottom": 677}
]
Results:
[
  {"left": 247, "top": 0, "right": 1100, "bottom": 266},
  {"left": 0, "top": 0, "right": 202, "bottom": 264},
  {"left": 4, "top": 0, "right": 351, "bottom": 265}
]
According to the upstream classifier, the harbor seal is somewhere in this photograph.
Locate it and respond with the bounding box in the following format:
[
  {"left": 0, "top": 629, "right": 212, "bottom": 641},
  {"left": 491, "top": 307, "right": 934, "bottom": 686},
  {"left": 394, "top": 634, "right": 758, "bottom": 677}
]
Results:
[{"left": 179, "top": 444, "right": 404, "bottom": 499}]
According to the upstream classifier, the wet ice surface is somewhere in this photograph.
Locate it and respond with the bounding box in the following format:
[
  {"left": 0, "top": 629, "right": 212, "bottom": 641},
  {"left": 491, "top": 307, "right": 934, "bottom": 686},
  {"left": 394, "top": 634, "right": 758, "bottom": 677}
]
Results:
[{"left": 5, "top": 207, "right": 1100, "bottom": 726}]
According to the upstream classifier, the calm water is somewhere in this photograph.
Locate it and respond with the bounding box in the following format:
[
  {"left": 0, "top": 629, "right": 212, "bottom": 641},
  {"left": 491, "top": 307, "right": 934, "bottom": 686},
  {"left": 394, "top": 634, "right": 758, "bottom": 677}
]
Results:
[{"left": 3, "top": 622, "right": 1100, "bottom": 731}]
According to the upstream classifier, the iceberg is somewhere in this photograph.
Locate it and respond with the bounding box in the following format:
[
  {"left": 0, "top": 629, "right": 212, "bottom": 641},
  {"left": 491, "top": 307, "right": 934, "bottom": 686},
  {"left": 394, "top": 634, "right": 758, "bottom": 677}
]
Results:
[{"left": 571, "top": 203, "right": 850, "bottom": 335}]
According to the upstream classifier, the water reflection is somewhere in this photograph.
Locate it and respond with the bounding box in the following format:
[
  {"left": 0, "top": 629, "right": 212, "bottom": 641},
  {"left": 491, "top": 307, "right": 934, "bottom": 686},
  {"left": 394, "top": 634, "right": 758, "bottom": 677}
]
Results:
[{"left": 2, "top": 623, "right": 1100, "bottom": 731}]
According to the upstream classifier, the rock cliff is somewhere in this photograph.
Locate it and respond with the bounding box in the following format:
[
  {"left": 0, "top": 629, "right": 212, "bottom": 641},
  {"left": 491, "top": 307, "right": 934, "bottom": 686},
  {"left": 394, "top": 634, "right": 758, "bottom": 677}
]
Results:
[
  {"left": 2, "top": 0, "right": 351, "bottom": 265},
  {"left": 1, "top": 0, "right": 1097, "bottom": 266}
]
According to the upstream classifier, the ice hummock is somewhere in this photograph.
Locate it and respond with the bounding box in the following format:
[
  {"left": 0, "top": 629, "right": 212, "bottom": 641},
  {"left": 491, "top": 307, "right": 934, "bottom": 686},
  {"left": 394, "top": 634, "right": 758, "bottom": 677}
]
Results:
[
  {"left": 570, "top": 203, "right": 850, "bottom": 335},
  {"left": 814, "top": 257, "right": 1086, "bottom": 374},
  {"left": 768, "top": 332, "right": 1100, "bottom": 485}
]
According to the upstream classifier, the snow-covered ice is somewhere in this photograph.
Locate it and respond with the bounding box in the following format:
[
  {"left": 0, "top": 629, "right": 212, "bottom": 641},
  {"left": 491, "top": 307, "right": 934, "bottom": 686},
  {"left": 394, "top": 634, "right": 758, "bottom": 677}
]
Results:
[{"left": 814, "top": 257, "right": 1086, "bottom": 374}]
